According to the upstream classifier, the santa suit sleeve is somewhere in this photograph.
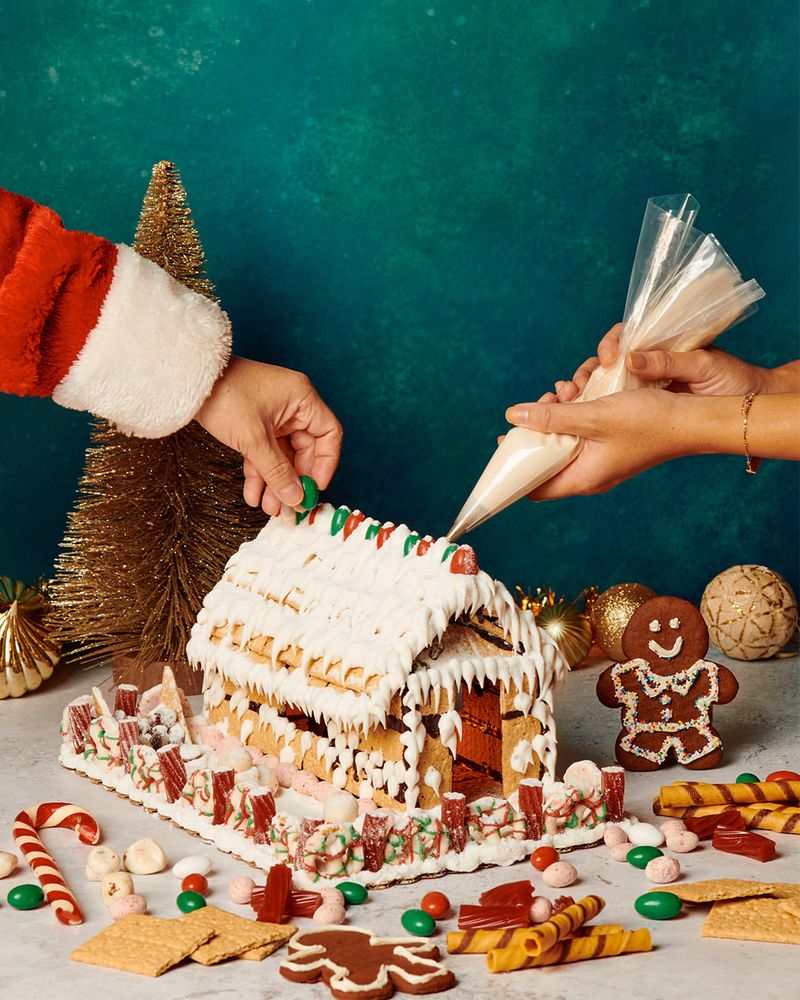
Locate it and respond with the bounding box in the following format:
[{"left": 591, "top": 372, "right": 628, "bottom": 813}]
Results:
[{"left": 0, "top": 187, "right": 231, "bottom": 438}]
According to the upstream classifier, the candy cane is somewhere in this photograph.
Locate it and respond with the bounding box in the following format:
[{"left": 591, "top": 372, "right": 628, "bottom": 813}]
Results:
[{"left": 12, "top": 802, "right": 100, "bottom": 925}]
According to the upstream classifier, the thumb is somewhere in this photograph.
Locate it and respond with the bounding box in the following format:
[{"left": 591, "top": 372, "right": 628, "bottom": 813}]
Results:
[
  {"left": 245, "top": 428, "right": 303, "bottom": 506},
  {"left": 626, "top": 349, "right": 712, "bottom": 384},
  {"left": 505, "top": 400, "right": 596, "bottom": 438}
]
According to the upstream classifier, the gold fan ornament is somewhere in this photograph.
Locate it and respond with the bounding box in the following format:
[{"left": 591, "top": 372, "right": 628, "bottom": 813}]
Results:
[{"left": 0, "top": 577, "right": 61, "bottom": 698}]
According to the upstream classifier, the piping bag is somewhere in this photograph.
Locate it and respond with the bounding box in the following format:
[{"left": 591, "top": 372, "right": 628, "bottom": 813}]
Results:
[{"left": 447, "top": 194, "right": 764, "bottom": 541}]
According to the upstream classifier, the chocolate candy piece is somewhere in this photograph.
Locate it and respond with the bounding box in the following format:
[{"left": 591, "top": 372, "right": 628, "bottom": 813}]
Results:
[
  {"left": 421, "top": 891, "right": 450, "bottom": 919},
  {"left": 7, "top": 883, "right": 44, "bottom": 910},
  {"left": 712, "top": 828, "right": 777, "bottom": 862},
  {"left": 542, "top": 861, "right": 577, "bottom": 888},
  {"left": 177, "top": 890, "right": 207, "bottom": 912},
  {"left": 601, "top": 766, "right": 625, "bottom": 822},
  {"left": 634, "top": 891, "right": 682, "bottom": 920},
  {"left": 457, "top": 903, "right": 529, "bottom": 929},
  {"left": 736, "top": 772, "right": 760, "bottom": 783},
  {"left": 299, "top": 476, "right": 319, "bottom": 511},
  {"left": 361, "top": 811, "right": 390, "bottom": 873},
  {"left": 330, "top": 507, "right": 350, "bottom": 536},
  {"left": 628, "top": 822, "right": 665, "bottom": 848},
  {"left": 766, "top": 770, "right": 800, "bottom": 782},
  {"left": 173, "top": 856, "right": 213, "bottom": 879},
  {"left": 626, "top": 846, "right": 663, "bottom": 869},
  {"left": 401, "top": 908, "right": 436, "bottom": 937},
  {"left": 337, "top": 881, "right": 368, "bottom": 905},
  {"left": 530, "top": 846, "right": 559, "bottom": 871},
  {"left": 518, "top": 778, "right": 544, "bottom": 840},
  {"left": 441, "top": 791, "right": 466, "bottom": 853}
]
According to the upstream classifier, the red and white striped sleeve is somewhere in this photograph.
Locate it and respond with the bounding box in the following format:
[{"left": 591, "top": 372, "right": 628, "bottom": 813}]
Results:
[{"left": 0, "top": 187, "right": 231, "bottom": 437}]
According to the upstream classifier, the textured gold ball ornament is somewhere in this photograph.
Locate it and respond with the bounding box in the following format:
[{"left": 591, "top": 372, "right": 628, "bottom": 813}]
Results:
[
  {"left": 536, "top": 600, "right": 594, "bottom": 667},
  {"left": 0, "top": 577, "right": 61, "bottom": 699},
  {"left": 700, "top": 564, "right": 798, "bottom": 660},
  {"left": 590, "top": 583, "right": 657, "bottom": 660}
]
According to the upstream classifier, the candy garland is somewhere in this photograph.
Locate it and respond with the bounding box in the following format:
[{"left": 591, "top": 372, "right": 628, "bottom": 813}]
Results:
[{"left": 12, "top": 802, "right": 100, "bottom": 925}]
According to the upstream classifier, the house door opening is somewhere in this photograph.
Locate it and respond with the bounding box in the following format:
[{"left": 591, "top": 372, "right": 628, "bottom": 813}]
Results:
[{"left": 451, "top": 681, "right": 504, "bottom": 800}]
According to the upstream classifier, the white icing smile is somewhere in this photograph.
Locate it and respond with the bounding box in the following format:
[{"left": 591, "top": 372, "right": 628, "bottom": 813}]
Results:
[{"left": 648, "top": 636, "right": 684, "bottom": 659}]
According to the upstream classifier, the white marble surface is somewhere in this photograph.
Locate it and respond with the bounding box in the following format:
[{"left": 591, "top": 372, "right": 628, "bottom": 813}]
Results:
[{"left": 1, "top": 649, "right": 798, "bottom": 999}]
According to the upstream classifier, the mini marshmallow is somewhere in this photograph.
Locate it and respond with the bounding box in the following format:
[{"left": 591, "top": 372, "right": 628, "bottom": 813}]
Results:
[
  {"left": 628, "top": 822, "right": 665, "bottom": 848},
  {"left": 228, "top": 876, "right": 255, "bottom": 905},
  {"left": 0, "top": 851, "right": 18, "bottom": 879},
  {"left": 323, "top": 791, "right": 359, "bottom": 824},
  {"left": 542, "top": 861, "right": 577, "bottom": 888},
  {"left": 529, "top": 896, "right": 554, "bottom": 923},
  {"left": 109, "top": 893, "right": 147, "bottom": 919},
  {"left": 603, "top": 825, "right": 628, "bottom": 847},
  {"left": 123, "top": 838, "right": 168, "bottom": 875},
  {"left": 313, "top": 902, "right": 346, "bottom": 925},
  {"left": 86, "top": 846, "right": 122, "bottom": 882},
  {"left": 609, "top": 842, "right": 631, "bottom": 862},
  {"left": 219, "top": 747, "right": 254, "bottom": 774},
  {"left": 645, "top": 856, "right": 681, "bottom": 884},
  {"left": 255, "top": 763, "right": 279, "bottom": 793},
  {"left": 666, "top": 830, "right": 700, "bottom": 853},
  {"left": 101, "top": 871, "right": 135, "bottom": 906}
]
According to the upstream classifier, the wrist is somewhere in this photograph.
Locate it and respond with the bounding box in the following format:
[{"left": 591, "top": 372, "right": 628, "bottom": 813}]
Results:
[
  {"left": 673, "top": 394, "right": 742, "bottom": 457},
  {"left": 762, "top": 362, "right": 800, "bottom": 394}
]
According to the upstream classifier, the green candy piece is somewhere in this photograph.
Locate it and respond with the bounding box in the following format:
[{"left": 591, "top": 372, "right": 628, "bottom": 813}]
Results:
[
  {"left": 177, "top": 890, "right": 207, "bottom": 913},
  {"left": 404, "top": 534, "right": 421, "bottom": 556},
  {"left": 7, "top": 883, "right": 44, "bottom": 910},
  {"left": 400, "top": 908, "right": 436, "bottom": 937},
  {"left": 337, "top": 881, "right": 369, "bottom": 905},
  {"left": 296, "top": 510, "right": 309, "bottom": 525},
  {"left": 299, "top": 475, "right": 319, "bottom": 511},
  {"left": 736, "top": 772, "right": 760, "bottom": 783},
  {"left": 365, "top": 523, "right": 380, "bottom": 542},
  {"left": 330, "top": 507, "right": 350, "bottom": 536},
  {"left": 440, "top": 544, "right": 458, "bottom": 563},
  {"left": 626, "top": 845, "right": 663, "bottom": 869},
  {"left": 634, "top": 891, "right": 682, "bottom": 920}
]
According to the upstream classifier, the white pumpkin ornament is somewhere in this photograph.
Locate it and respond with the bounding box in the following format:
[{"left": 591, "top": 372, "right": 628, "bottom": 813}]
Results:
[{"left": 0, "top": 577, "right": 61, "bottom": 698}]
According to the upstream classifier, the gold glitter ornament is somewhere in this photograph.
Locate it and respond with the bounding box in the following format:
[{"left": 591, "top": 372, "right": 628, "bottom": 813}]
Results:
[
  {"left": 700, "top": 564, "right": 798, "bottom": 660},
  {"left": 516, "top": 585, "right": 594, "bottom": 667},
  {"left": 0, "top": 577, "right": 61, "bottom": 698},
  {"left": 591, "top": 583, "right": 657, "bottom": 661}
]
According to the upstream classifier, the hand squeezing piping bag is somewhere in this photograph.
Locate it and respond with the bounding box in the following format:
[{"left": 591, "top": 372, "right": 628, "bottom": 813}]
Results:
[{"left": 447, "top": 194, "right": 764, "bottom": 541}]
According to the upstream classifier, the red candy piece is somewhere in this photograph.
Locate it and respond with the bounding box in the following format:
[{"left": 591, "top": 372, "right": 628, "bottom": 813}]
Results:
[
  {"left": 362, "top": 811, "right": 390, "bottom": 873},
  {"left": 766, "top": 770, "right": 800, "bottom": 782},
  {"left": 307, "top": 505, "right": 321, "bottom": 525},
  {"left": 114, "top": 684, "right": 139, "bottom": 717},
  {"left": 211, "top": 768, "right": 235, "bottom": 825},
  {"left": 685, "top": 809, "right": 745, "bottom": 840},
  {"left": 251, "top": 790, "right": 277, "bottom": 845},
  {"left": 421, "top": 891, "right": 450, "bottom": 919},
  {"left": 118, "top": 717, "right": 141, "bottom": 757},
  {"left": 294, "top": 818, "right": 322, "bottom": 871},
  {"left": 257, "top": 864, "right": 293, "bottom": 923},
  {"left": 441, "top": 792, "right": 466, "bottom": 853},
  {"left": 601, "top": 766, "right": 626, "bottom": 823},
  {"left": 158, "top": 744, "right": 188, "bottom": 804},
  {"left": 344, "top": 511, "right": 366, "bottom": 539},
  {"left": 416, "top": 538, "right": 433, "bottom": 557},
  {"left": 252, "top": 888, "right": 322, "bottom": 918},
  {"left": 518, "top": 779, "right": 543, "bottom": 840},
  {"left": 479, "top": 881, "right": 534, "bottom": 907},
  {"left": 376, "top": 524, "right": 396, "bottom": 549},
  {"left": 552, "top": 895, "right": 576, "bottom": 915},
  {"left": 181, "top": 873, "right": 208, "bottom": 895},
  {"left": 457, "top": 903, "right": 529, "bottom": 930},
  {"left": 450, "top": 545, "right": 478, "bottom": 575},
  {"left": 530, "top": 846, "right": 560, "bottom": 871},
  {"left": 713, "top": 828, "right": 777, "bottom": 862},
  {"left": 67, "top": 700, "right": 93, "bottom": 753}
]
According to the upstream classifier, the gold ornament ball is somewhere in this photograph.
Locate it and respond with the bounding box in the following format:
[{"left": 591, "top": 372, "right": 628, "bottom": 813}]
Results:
[
  {"left": 700, "top": 564, "right": 798, "bottom": 660},
  {"left": 536, "top": 602, "right": 594, "bottom": 668},
  {"left": 591, "top": 583, "right": 657, "bottom": 660}
]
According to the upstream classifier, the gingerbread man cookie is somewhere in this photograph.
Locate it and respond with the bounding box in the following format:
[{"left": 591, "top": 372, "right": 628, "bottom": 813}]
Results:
[
  {"left": 280, "top": 926, "right": 456, "bottom": 999},
  {"left": 596, "top": 597, "right": 738, "bottom": 771}
]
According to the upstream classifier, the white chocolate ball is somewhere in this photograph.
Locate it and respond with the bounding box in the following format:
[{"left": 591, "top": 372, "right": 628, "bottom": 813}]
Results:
[
  {"left": 123, "top": 838, "right": 168, "bottom": 875},
  {"left": 101, "top": 870, "right": 135, "bottom": 906},
  {"left": 628, "top": 822, "right": 665, "bottom": 848},
  {"left": 323, "top": 791, "right": 359, "bottom": 824},
  {"left": 219, "top": 747, "right": 255, "bottom": 774},
  {"left": 86, "top": 846, "right": 122, "bottom": 882},
  {"left": 0, "top": 851, "right": 18, "bottom": 879}
]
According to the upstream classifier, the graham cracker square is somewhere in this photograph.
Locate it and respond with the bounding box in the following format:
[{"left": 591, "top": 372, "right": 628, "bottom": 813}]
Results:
[
  {"left": 702, "top": 894, "right": 800, "bottom": 945},
  {"left": 70, "top": 914, "right": 213, "bottom": 977},
  {"left": 180, "top": 905, "right": 296, "bottom": 965},
  {"left": 655, "top": 879, "right": 778, "bottom": 904}
]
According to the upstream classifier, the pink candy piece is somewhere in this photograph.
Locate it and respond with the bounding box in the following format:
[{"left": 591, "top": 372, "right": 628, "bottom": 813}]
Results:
[
  {"left": 198, "top": 726, "right": 227, "bottom": 751},
  {"left": 275, "top": 763, "right": 299, "bottom": 788},
  {"left": 528, "top": 896, "right": 554, "bottom": 923},
  {"left": 314, "top": 783, "right": 340, "bottom": 803},
  {"left": 646, "top": 856, "right": 681, "bottom": 884},
  {"left": 603, "top": 825, "right": 628, "bottom": 847},
  {"left": 320, "top": 887, "right": 345, "bottom": 907},
  {"left": 228, "top": 876, "right": 256, "bottom": 905},
  {"left": 609, "top": 842, "right": 631, "bottom": 862},
  {"left": 262, "top": 754, "right": 281, "bottom": 769},
  {"left": 313, "top": 902, "right": 346, "bottom": 925},
  {"left": 660, "top": 819, "right": 686, "bottom": 835},
  {"left": 109, "top": 894, "right": 148, "bottom": 920},
  {"left": 542, "top": 862, "right": 578, "bottom": 888},
  {"left": 291, "top": 772, "right": 320, "bottom": 796},
  {"left": 666, "top": 830, "right": 700, "bottom": 854}
]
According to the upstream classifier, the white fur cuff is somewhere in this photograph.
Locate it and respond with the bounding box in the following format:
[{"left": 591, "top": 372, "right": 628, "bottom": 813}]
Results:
[{"left": 52, "top": 244, "right": 232, "bottom": 437}]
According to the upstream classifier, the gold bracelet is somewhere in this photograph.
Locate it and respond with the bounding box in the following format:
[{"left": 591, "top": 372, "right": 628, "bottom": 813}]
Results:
[{"left": 741, "top": 391, "right": 758, "bottom": 474}]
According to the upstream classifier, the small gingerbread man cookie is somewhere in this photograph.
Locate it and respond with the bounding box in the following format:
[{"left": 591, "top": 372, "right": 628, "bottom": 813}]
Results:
[{"left": 596, "top": 596, "right": 738, "bottom": 771}]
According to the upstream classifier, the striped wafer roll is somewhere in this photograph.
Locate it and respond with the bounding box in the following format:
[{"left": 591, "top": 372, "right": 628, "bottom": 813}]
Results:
[
  {"left": 653, "top": 797, "right": 800, "bottom": 834},
  {"left": 523, "top": 895, "right": 605, "bottom": 957},
  {"left": 659, "top": 780, "right": 800, "bottom": 809},
  {"left": 576, "top": 924, "right": 625, "bottom": 937},
  {"left": 12, "top": 802, "right": 100, "bottom": 925},
  {"left": 448, "top": 928, "right": 530, "bottom": 955},
  {"left": 487, "top": 928, "right": 652, "bottom": 973}
]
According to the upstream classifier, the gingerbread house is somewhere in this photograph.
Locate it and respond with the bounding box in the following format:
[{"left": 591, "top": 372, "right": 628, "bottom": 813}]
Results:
[{"left": 187, "top": 504, "right": 567, "bottom": 813}]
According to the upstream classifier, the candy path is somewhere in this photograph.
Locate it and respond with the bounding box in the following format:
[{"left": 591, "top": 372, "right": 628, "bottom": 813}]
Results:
[{"left": 0, "top": 650, "right": 797, "bottom": 999}]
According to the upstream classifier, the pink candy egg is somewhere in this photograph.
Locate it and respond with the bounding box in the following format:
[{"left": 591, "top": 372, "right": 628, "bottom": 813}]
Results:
[
  {"left": 320, "top": 887, "right": 345, "bottom": 907},
  {"left": 645, "top": 856, "right": 681, "bottom": 884},
  {"left": 313, "top": 902, "right": 346, "bottom": 925},
  {"left": 603, "top": 825, "right": 628, "bottom": 847},
  {"left": 291, "top": 772, "right": 320, "bottom": 796},
  {"left": 529, "top": 896, "right": 554, "bottom": 923},
  {"left": 542, "top": 861, "right": 577, "bottom": 888},
  {"left": 665, "top": 830, "right": 700, "bottom": 853},
  {"left": 609, "top": 842, "right": 632, "bottom": 862},
  {"left": 275, "top": 763, "right": 299, "bottom": 787},
  {"left": 358, "top": 799, "right": 378, "bottom": 815},
  {"left": 228, "top": 876, "right": 255, "bottom": 905},
  {"left": 109, "top": 893, "right": 147, "bottom": 920},
  {"left": 315, "top": 783, "right": 340, "bottom": 803},
  {"left": 660, "top": 819, "right": 686, "bottom": 835}
]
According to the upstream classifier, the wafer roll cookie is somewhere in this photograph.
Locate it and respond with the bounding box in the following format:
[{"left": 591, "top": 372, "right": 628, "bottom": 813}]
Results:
[
  {"left": 523, "top": 895, "right": 605, "bottom": 957},
  {"left": 576, "top": 924, "right": 625, "bottom": 937},
  {"left": 487, "top": 929, "right": 652, "bottom": 973},
  {"left": 447, "top": 928, "right": 529, "bottom": 954},
  {"left": 659, "top": 781, "right": 800, "bottom": 809},
  {"left": 653, "top": 797, "right": 800, "bottom": 834}
]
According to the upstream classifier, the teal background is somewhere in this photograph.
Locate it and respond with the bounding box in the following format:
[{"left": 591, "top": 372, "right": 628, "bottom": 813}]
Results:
[{"left": 0, "top": 0, "right": 798, "bottom": 602}]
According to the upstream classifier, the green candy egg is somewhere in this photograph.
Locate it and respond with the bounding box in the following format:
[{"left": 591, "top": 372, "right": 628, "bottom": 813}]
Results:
[
  {"left": 736, "top": 772, "right": 760, "bottom": 783},
  {"left": 403, "top": 534, "right": 421, "bottom": 556},
  {"left": 177, "top": 890, "right": 207, "bottom": 913},
  {"left": 7, "top": 883, "right": 44, "bottom": 910},
  {"left": 365, "top": 523, "right": 380, "bottom": 542},
  {"left": 299, "top": 475, "right": 319, "bottom": 511},
  {"left": 337, "top": 881, "right": 368, "bottom": 905},
  {"left": 401, "top": 908, "right": 436, "bottom": 937},
  {"left": 626, "top": 845, "right": 663, "bottom": 869},
  {"left": 634, "top": 891, "right": 682, "bottom": 920},
  {"left": 330, "top": 507, "right": 350, "bottom": 536}
]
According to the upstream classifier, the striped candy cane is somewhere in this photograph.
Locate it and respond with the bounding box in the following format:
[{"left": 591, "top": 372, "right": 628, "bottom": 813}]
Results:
[{"left": 13, "top": 802, "right": 100, "bottom": 925}]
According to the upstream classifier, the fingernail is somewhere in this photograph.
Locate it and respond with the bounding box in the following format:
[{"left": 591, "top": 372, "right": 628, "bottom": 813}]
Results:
[
  {"left": 506, "top": 405, "right": 529, "bottom": 422},
  {"left": 555, "top": 381, "right": 565, "bottom": 392},
  {"left": 628, "top": 351, "right": 648, "bottom": 372},
  {"left": 278, "top": 482, "right": 303, "bottom": 505}
]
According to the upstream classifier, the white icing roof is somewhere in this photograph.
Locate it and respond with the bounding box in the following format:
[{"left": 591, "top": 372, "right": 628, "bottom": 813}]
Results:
[{"left": 187, "top": 504, "right": 567, "bottom": 734}]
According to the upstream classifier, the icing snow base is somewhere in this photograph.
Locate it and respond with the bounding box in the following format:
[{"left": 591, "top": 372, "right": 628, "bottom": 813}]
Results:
[{"left": 58, "top": 745, "right": 637, "bottom": 888}]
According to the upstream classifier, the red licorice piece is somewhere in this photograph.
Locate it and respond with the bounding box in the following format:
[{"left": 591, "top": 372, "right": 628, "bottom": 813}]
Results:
[
  {"left": 685, "top": 809, "right": 745, "bottom": 840},
  {"left": 478, "top": 880, "right": 534, "bottom": 907},
  {"left": 552, "top": 895, "right": 576, "bottom": 915},
  {"left": 713, "top": 828, "right": 777, "bottom": 862},
  {"left": 362, "top": 811, "right": 390, "bottom": 872},
  {"left": 250, "top": 888, "right": 321, "bottom": 918},
  {"left": 601, "top": 766, "right": 625, "bottom": 823},
  {"left": 67, "top": 700, "right": 93, "bottom": 753},
  {"left": 376, "top": 523, "right": 396, "bottom": 549},
  {"left": 343, "top": 511, "right": 366, "bottom": 539},
  {"left": 114, "top": 684, "right": 139, "bottom": 717},
  {"left": 250, "top": 791, "right": 276, "bottom": 844},
  {"left": 211, "top": 768, "right": 235, "bottom": 825},
  {"left": 457, "top": 903, "right": 530, "bottom": 930},
  {"left": 118, "top": 717, "right": 141, "bottom": 758},
  {"left": 294, "top": 818, "right": 322, "bottom": 870},
  {"left": 257, "top": 864, "right": 293, "bottom": 923},
  {"left": 441, "top": 792, "right": 466, "bottom": 853},
  {"left": 158, "top": 744, "right": 188, "bottom": 803},
  {"left": 518, "top": 779, "right": 543, "bottom": 840},
  {"left": 450, "top": 545, "right": 478, "bottom": 575}
]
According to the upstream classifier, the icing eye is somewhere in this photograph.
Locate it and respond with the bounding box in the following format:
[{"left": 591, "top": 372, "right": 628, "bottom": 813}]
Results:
[
  {"left": 649, "top": 620, "right": 661, "bottom": 633},
  {"left": 669, "top": 617, "right": 681, "bottom": 629}
]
